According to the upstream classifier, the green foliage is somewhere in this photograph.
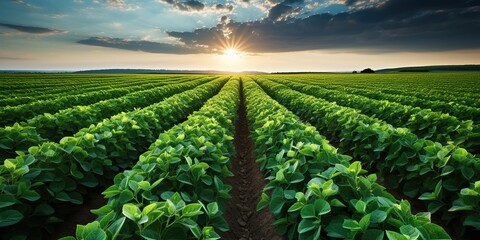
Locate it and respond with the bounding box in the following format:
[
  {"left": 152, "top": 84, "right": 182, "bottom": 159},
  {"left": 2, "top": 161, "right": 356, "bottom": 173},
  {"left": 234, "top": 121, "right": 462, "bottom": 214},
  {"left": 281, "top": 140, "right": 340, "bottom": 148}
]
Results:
[
  {"left": 256, "top": 77, "right": 479, "bottom": 233},
  {"left": 0, "top": 76, "right": 215, "bottom": 161},
  {"left": 0, "top": 77, "right": 228, "bottom": 238},
  {"left": 243, "top": 78, "right": 451, "bottom": 239},
  {"left": 65, "top": 78, "right": 239, "bottom": 239},
  {"left": 274, "top": 79, "right": 479, "bottom": 153}
]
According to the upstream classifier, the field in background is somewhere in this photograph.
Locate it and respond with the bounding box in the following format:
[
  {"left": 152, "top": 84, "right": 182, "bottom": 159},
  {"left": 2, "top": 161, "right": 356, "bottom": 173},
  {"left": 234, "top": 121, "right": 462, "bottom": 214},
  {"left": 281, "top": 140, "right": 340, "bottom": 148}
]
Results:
[{"left": 0, "top": 73, "right": 478, "bottom": 240}]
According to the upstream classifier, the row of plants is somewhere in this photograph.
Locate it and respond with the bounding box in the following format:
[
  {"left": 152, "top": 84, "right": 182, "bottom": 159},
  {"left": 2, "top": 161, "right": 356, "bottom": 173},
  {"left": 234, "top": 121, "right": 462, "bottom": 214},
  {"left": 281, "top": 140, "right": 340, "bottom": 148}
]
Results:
[
  {"left": 0, "top": 78, "right": 228, "bottom": 239},
  {"left": 0, "top": 74, "right": 130, "bottom": 95},
  {"left": 300, "top": 73, "right": 480, "bottom": 108},
  {"left": 298, "top": 77, "right": 480, "bottom": 123},
  {"left": 256, "top": 78, "right": 480, "bottom": 235},
  {"left": 340, "top": 82, "right": 479, "bottom": 108},
  {"left": 0, "top": 76, "right": 214, "bottom": 161},
  {"left": 243, "top": 78, "right": 450, "bottom": 239},
  {"left": 61, "top": 78, "right": 240, "bottom": 240},
  {"left": 0, "top": 76, "right": 178, "bottom": 107},
  {"left": 0, "top": 74, "right": 187, "bottom": 98},
  {"left": 272, "top": 78, "right": 479, "bottom": 153},
  {"left": 0, "top": 77, "right": 196, "bottom": 126}
]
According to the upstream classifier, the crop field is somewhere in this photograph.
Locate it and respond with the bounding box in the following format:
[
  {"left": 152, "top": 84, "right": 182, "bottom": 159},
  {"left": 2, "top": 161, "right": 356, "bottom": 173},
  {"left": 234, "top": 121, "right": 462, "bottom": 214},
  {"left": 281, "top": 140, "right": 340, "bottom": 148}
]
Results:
[{"left": 0, "top": 73, "right": 479, "bottom": 240}]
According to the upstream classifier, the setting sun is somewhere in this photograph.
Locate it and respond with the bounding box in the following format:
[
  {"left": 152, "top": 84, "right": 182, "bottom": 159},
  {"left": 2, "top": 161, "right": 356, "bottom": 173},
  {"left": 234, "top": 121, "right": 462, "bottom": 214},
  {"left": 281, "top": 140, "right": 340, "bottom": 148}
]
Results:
[{"left": 224, "top": 48, "right": 240, "bottom": 59}]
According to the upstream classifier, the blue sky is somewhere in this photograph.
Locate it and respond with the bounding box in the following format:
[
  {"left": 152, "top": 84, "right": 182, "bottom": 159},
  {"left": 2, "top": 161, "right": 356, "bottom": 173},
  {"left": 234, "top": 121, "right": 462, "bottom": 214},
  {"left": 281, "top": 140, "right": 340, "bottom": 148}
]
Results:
[{"left": 0, "top": 0, "right": 479, "bottom": 71}]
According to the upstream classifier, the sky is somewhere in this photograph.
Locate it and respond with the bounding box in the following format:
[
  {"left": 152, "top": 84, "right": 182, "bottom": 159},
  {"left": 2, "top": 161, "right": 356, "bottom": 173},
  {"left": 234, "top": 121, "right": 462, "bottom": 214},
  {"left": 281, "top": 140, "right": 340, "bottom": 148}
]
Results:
[{"left": 0, "top": 0, "right": 479, "bottom": 72}]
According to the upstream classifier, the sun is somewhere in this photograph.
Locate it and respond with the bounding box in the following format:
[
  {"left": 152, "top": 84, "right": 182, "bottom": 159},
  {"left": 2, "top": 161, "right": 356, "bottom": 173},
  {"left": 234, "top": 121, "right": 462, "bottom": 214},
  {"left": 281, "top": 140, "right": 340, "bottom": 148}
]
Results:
[{"left": 224, "top": 48, "right": 240, "bottom": 59}]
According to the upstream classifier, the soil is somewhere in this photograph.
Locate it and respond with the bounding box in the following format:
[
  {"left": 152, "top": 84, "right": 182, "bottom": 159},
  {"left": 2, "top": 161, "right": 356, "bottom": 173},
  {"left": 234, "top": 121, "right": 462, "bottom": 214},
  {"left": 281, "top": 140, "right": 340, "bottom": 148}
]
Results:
[
  {"left": 221, "top": 80, "right": 284, "bottom": 240},
  {"left": 48, "top": 187, "right": 108, "bottom": 239}
]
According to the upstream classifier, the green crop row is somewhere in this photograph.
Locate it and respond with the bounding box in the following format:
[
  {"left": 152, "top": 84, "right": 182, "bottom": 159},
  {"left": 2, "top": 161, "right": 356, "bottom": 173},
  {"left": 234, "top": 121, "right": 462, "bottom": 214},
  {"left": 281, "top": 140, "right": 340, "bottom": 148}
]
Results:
[
  {"left": 243, "top": 78, "right": 450, "bottom": 240},
  {"left": 288, "top": 73, "right": 480, "bottom": 107},
  {"left": 0, "top": 76, "right": 180, "bottom": 107},
  {"left": 300, "top": 79, "right": 480, "bottom": 123},
  {"left": 256, "top": 78, "right": 480, "bottom": 234},
  {"left": 0, "top": 79, "right": 180, "bottom": 126},
  {"left": 0, "top": 78, "right": 228, "bottom": 239},
  {"left": 0, "top": 76, "right": 214, "bottom": 161},
  {"left": 0, "top": 74, "right": 121, "bottom": 94},
  {"left": 0, "top": 74, "right": 186, "bottom": 98},
  {"left": 272, "top": 79, "right": 479, "bottom": 154},
  {"left": 62, "top": 78, "right": 240, "bottom": 240}
]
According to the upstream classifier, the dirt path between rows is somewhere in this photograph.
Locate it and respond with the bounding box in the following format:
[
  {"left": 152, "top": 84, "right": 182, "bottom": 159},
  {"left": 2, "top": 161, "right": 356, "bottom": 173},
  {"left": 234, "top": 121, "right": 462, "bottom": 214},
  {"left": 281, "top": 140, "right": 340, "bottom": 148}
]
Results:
[{"left": 221, "top": 80, "right": 283, "bottom": 240}]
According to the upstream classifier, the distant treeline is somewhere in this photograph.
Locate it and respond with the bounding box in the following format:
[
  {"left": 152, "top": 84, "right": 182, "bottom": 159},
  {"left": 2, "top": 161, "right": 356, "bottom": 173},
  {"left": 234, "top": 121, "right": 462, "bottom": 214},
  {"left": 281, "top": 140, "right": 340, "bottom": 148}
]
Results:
[{"left": 377, "top": 65, "right": 480, "bottom": 73}]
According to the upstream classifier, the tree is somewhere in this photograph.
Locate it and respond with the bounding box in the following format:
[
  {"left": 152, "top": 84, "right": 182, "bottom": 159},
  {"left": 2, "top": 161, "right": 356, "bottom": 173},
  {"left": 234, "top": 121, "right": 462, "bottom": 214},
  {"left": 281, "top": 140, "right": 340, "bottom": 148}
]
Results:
[{"left": 360, "top": 68, "right": 375, "bottom": 73}]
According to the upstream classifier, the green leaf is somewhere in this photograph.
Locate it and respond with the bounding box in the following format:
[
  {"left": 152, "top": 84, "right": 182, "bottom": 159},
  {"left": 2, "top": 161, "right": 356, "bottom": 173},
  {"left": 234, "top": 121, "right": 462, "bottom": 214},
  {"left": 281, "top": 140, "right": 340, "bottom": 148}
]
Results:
[
  {"left": 386, "top": 231, "right": 408, "bottom": 240},
  {"left": 298, "top": 219, "right": 315, "bottom": 233},
  {"left": 290, "top": 172, "right": 305, "bottom": 183},
  {"left": 343, "top": 219, "right": 361, "bottom": 231},
  {"left": 331, "top": 199, "right": 346, "bottom": 207},
  {"left": 355, "top": 200, "right": 367, "bottom": 214},
  {"left": 102, "top": 186, "right": 120, "bottom": 198},
  {"left": 284, "top": 190, "right": 296, "bottom": 200},
  {"left": 207, "top": 202, "right": 219, "bottom": 217},
  {"left": 269, "top": 197, "right": 285, "bottom": 215},
  {"left": 106, "top": 217, "right": 125, "bottom": 239},
  {"left": 177, "top": 173, "right": 192, "bottom": 185},
  {"left": 142, "top": 203, "right": 158, "bottom": 215},
  {"left": 122, "top": 204, "right": 141, "bottom": 221},
  {"left": 180, "top": 218, "right": 198, "bottom": 228},
  {"left": 202, "top": 226, "right": 221, "bottom": 240},
  {"left": 0, "top": 210, "right": 24, "bottom": 227},
  {"left": 461, "top": 167, "right": 474, "bottom": 180},
  {"left": 0, "top": 195, "right": 16, "bottom": 208},
  {"left": 288, "top": 202, "right": 304, "bottom": 212},
  {"left": 370, "top": 210, "right": 387, "bottom": 223},
  {"left": 138, "top": 181, "right": 151, "bottom": 191},
  {"left": 4, "top": 159, "right": 16, "bottom": 170},
  {"left": 417, "top": 223, "right": 451, "bottom": 240},
  {"left": 182, "top": 203, "right": 203, "bottom": 217},
  {"left": 300, "top": 204, "right": 315, "bottom": 219},
  {"left": 140, "top": 229, "right": 161, "bottom": 240},
  {"left": 359, "top": 214, "right": 371, "bottom": 230},
  {"left": 299, "top": 146, "right": 314, "bottom": 156},
  {"left": 84, "top": 228, "right": 107, "bottom": 240},
  {"left": 400, "top": 225, "right": 420, "bottom": 240},
  {"left": 314, "top": 199, "right": 331, "bottom": 216},
  {"left": 118, "top": 190, "right": 134, "bottom": 203}
]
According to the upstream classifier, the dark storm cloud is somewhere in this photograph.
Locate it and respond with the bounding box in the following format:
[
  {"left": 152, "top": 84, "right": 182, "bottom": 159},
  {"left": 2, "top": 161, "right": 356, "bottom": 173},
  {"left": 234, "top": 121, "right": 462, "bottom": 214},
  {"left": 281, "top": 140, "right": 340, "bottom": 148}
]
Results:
[
  {"left": 0, "top": 23, "right": 65, "bottom": 34},
  {"left": 166, "top": 0, "right": 480, "bottom": 53},
  {"left": 77, "top": 37, "right": 206, "bottom": 54},
  {"left": 267, "top": 4, "right": 296, "bottom": 21},
  {"left": 159, "top": 0, "right": 205, "bottom": 11},
  {"left": 76, "top": 0, "right": 479, "bottom": 55}
]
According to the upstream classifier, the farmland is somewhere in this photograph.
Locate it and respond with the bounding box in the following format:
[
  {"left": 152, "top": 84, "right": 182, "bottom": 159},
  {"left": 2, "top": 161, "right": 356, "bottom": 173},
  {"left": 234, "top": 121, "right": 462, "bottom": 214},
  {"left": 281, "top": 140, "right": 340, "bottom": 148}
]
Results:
[{"left": 0, "top": 73, "right": 478, "bottom": 240}]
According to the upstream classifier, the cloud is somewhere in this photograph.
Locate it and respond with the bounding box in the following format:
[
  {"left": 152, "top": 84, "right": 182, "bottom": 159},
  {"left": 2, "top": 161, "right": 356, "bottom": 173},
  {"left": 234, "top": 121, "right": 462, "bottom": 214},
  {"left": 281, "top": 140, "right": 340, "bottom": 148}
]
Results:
[
  {"left": 0, "top": 23, "right": 66, "bottom": 34},
  {"left": 12, "top": 0, "right": 39, "bottom": 9},
  {"left": 165, "top": 0, "right": 480, "bottom": 53},
  {"left": 76, "top": 0, "right": 480, "bottom": 55},
  {"left": 158, "top": 0, "right": 205, "bottom": 11},
  {"left": 216, "top": 4, "right": 234, "bottom": 12},
  {"left": 77, "top": 37, "right": 207, "bottom": 54},
  {"left": 267, "top": 3, "right": 300, "bottom": 21},
  {"left": 105, "top": 0, "right": 138, "bottom": 11}
]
